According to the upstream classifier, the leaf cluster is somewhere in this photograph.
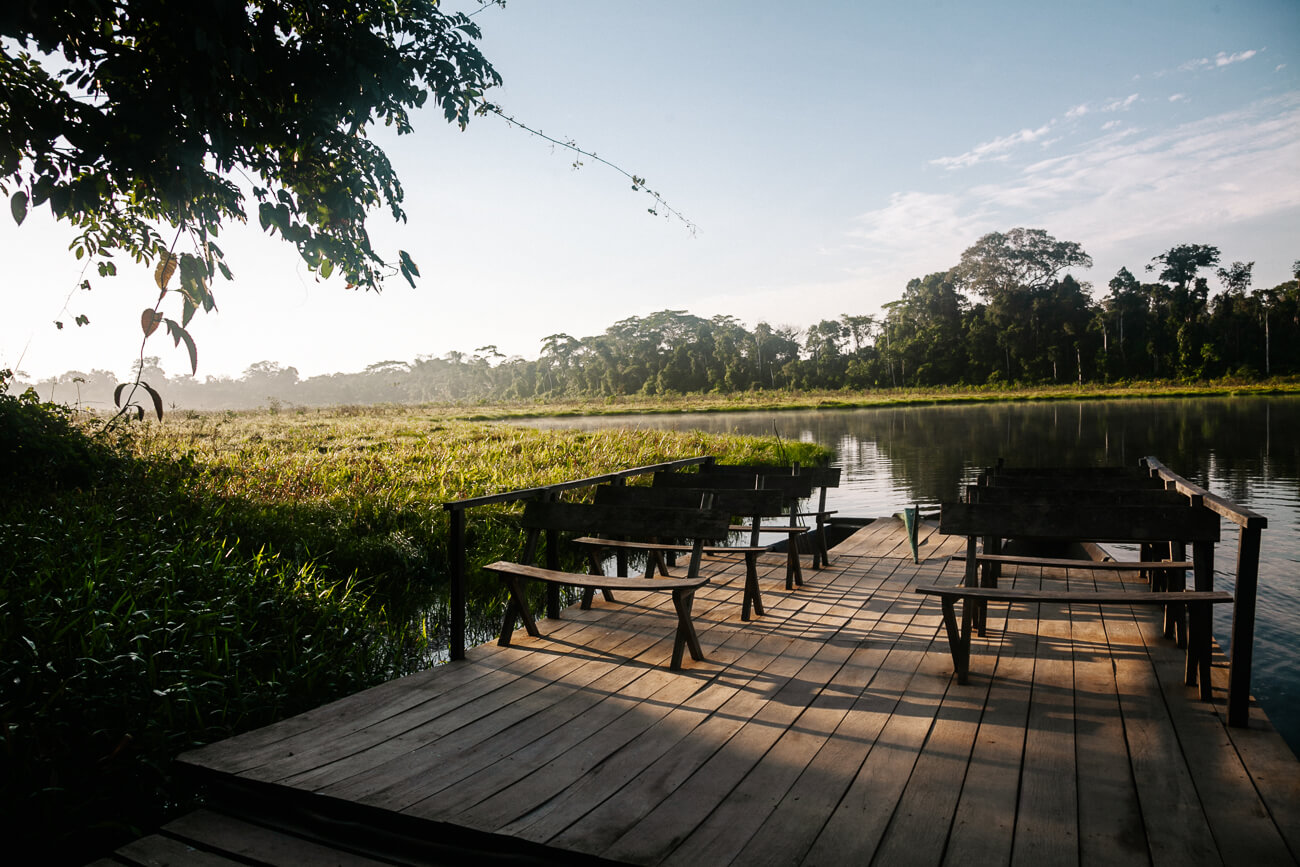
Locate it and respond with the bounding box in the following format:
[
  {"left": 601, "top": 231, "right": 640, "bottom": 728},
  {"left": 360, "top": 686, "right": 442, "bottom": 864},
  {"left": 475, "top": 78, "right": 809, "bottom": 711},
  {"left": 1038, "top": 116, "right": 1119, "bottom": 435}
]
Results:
[{"left": 1, "top": 0, "right": 501, "bottom": 295}]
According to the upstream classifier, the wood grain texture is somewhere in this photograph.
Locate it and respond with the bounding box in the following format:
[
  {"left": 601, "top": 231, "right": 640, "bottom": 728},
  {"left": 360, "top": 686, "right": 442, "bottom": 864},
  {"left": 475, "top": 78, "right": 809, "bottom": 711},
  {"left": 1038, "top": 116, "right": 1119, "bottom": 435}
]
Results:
[{"left": 168, "top": 521, "right": 1298, "bottom": 867}]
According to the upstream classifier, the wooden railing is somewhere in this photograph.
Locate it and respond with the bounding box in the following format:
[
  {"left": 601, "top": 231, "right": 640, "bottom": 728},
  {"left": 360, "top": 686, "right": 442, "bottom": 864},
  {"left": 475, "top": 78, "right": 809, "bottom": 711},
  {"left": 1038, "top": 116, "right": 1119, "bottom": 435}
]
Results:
[
  {"left": 1141, "top": 456, "right": 1269, "bottom": 728},
  {"left": 440, "top": 456, "right": 716, "bottom": 661}
]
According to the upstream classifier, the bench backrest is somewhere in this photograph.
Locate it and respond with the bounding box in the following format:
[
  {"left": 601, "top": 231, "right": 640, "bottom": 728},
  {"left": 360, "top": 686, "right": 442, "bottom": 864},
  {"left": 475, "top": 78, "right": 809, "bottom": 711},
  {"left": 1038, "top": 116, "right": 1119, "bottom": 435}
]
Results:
[
  {"left": 520, "top": 500, "right": 730, "bottom": 540},
  {"left": 519, "top": 499, "right": 732, "bottom": 580},
  {"left": 594, "top": 484, "right": 786, "bottom": 518},
  {"left": 965, "top": 485, "right": 1193, "bottom": 508},
  {"left": 652, "top": 471, "right": 814, "bottom": 500},
  {"left": 978, "top": 474, "right": 1166, "bottom": 491},
  {"left": 940, "top": 501, "right": 1220, "bottom": 543},
  {"left": 700, "top": 463, "right": 842, "bottom": 488},
  {"left": 984, "top": 466, "right": 1150, "bottom": 479}
]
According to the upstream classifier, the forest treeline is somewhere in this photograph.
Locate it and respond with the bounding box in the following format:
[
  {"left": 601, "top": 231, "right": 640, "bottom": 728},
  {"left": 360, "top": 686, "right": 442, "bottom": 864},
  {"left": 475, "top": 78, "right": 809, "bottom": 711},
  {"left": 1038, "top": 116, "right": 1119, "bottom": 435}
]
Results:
[{"left": 15, "top": 229, "right": 1300, "bottom": 411}]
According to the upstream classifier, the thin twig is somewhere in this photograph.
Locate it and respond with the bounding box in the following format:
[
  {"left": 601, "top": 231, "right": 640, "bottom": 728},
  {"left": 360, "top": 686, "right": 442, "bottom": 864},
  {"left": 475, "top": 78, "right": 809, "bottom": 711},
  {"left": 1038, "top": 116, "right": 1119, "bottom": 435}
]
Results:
[{"left": 482, "top": 105, "right": 698, "bottom": 236}]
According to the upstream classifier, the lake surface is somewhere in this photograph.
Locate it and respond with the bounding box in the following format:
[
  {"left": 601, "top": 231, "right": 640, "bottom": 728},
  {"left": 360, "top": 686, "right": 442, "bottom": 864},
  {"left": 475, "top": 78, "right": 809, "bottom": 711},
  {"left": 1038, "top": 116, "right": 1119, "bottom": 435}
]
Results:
[{"left": 520, "top": 396, "right": 1300, "bottom": 754}]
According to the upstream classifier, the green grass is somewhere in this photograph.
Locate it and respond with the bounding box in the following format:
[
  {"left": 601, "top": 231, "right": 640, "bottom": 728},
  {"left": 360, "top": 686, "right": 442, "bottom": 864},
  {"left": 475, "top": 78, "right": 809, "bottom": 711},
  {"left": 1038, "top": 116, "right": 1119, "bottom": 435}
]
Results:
[
  {"left": 424, "top": 377, "right": 1300, "bottom": 420},
  {"left": 1, "top": 395, "right": 828, "bottom": 863}
]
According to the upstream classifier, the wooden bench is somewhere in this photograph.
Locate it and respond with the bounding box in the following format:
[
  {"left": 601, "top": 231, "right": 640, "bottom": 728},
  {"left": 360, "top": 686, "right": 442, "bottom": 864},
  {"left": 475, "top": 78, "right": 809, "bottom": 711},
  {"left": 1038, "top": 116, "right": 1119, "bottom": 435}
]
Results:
[
  {"left": 936, "top": 495, "right": 1223, "bottom": 692},
  {"left": 483, "top": 500, "right": 730, "bottom": 670},
  {"left": 698, "top": 462, "right": 842, "bottom": 567},
  {"left": 915, "top": 585, "right": 1233, "bottom": 699},
  {"left": 592, "top": 485, "right": 786, "bottom": 621},
  {"left": 961, "top": 481, "right": 1208, "bottom": 636},
  {"left": 653, "top": 470, "right": 816, "bottom": 589}
]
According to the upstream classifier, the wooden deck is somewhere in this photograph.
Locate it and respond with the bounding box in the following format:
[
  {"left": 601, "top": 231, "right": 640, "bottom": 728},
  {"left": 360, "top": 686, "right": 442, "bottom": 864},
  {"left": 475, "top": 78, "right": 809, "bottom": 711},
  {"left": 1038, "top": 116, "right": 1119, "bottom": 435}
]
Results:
[{"left": 99, "top": 519, "right": 1299, "bottom": 866}]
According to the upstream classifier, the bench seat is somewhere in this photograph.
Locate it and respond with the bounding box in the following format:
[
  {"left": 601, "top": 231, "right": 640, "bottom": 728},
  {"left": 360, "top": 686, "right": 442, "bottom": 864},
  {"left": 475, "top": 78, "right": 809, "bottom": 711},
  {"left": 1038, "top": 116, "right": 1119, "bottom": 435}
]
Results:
[
  {"left": 915, "top": 584, "right": 1233, "bottom": 699},
  {"left": 485, "top": 560, "right": 710, "bottom": 670}
]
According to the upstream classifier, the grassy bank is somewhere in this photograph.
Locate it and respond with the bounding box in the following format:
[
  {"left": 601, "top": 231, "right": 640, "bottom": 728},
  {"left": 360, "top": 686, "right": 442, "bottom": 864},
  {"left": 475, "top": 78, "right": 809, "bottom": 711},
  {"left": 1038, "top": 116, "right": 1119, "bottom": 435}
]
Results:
[
  {"left": 370, "top": 377, "right": 1300, "bottom": 421},
  {"left": 1, "top": 393, "right": 827, "bottom": 863}
]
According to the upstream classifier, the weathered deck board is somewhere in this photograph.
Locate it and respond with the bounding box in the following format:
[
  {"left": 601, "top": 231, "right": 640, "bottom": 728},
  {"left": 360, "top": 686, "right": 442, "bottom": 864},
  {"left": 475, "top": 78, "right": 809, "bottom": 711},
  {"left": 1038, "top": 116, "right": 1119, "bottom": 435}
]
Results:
[{"left": 138, "top": 520, "right": 1299, "bottom": 867}]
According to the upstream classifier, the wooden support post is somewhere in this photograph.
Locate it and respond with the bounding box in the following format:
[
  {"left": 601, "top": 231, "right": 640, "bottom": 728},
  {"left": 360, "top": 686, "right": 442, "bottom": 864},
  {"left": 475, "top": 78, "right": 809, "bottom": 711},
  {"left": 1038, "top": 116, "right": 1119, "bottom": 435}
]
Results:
[
  {"left": 1164, "top": 541, "right": 1187, "bottom": 639},
  {"left": 449, "top": 507, "right": 466, "bottom": 661},
  {"left": 611, "top": 477, "right": 629, "bottom": 578},
  {"left": 964, "top": 535, "right": 986, "bottom": 635},
  {"left": 545, "top": 514, "right": 561, "bottom": 619},
  {"left": 1228, "top": 525, "right": 1261, "bottom": 728}
]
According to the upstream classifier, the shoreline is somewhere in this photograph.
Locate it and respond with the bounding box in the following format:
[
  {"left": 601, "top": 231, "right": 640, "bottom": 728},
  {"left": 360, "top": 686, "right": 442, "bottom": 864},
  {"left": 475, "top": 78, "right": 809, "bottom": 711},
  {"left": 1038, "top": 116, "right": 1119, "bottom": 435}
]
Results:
[{"left": 438, "top": 380, "right": 1300, "bottom": 422}]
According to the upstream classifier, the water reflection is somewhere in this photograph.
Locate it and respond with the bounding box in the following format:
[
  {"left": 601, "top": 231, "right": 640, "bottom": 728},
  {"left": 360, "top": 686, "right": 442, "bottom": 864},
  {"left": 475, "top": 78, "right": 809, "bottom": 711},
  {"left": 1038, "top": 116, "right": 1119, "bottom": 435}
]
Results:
[{"left": 519, "top": 396, "right": 1300, "bottom": 754}]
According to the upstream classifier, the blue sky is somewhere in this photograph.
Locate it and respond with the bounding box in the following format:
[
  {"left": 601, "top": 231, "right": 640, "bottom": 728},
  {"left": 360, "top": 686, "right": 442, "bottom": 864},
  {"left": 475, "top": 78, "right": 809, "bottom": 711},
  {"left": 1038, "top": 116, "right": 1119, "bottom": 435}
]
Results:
[{"left": 3, "top": 0, "right": 1298, "bottom": 382}]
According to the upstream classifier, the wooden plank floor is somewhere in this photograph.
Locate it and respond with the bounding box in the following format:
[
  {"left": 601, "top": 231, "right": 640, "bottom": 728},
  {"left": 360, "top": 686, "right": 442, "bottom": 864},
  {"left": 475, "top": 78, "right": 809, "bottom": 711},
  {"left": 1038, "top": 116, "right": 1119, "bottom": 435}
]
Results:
[{"left": 100, "top": 519, "right": 1300, "bottom": 867}]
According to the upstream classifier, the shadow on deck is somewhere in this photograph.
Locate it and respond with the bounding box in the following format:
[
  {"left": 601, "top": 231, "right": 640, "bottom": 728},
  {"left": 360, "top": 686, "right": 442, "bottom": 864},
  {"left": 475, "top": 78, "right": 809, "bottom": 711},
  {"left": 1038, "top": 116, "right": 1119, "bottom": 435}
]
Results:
[{"left": 96, "top": 519, "right": 1300, "bottom": 866}]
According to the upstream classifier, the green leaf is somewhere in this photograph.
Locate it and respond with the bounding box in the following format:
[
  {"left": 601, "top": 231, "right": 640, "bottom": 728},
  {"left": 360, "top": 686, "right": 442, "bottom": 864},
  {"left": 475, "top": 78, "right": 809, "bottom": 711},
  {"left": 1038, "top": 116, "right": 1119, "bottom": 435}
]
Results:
[
  {"left": 10, "top": 191, "right": 28, "bottom": 225},
  {"left": 258, "top": 201, "right": 275, "bottom": 233},
  {"left": 140, "top": 381, "right": 164, "bottom": 420},
  {"left": 165, "top": 319, "right": 199, "bottom": 375},
  {"left": 398, "top": 250, "right": 420, "bottom": 288}
]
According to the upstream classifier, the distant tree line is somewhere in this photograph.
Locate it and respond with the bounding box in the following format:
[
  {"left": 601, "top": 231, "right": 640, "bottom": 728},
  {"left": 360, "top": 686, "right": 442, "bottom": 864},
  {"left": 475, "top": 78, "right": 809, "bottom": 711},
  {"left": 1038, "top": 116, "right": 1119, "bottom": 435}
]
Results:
[{"left": 14, "top": 228, "right": 1300, "bottom": 411}]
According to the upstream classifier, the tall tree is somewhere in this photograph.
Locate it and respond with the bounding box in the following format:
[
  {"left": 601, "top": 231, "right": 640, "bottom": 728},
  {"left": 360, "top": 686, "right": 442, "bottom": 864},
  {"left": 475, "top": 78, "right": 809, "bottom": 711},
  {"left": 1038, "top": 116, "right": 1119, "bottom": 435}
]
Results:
[
  {"left": 951, "top": 228, "right": 1093, "bottom": 300},
  {"left": 1147, "top": 244, "right": 1220, "bottom": 376},
  {"left": 951, "top": 228, "right": 1092, "bottom": 382}
]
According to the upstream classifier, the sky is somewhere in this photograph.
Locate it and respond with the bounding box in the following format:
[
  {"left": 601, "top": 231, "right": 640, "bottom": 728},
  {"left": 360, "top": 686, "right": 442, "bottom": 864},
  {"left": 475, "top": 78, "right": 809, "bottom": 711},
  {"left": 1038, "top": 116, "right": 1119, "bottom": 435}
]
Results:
[{"left": 2, "top": 0, "right": 1298, "bottom": 383}]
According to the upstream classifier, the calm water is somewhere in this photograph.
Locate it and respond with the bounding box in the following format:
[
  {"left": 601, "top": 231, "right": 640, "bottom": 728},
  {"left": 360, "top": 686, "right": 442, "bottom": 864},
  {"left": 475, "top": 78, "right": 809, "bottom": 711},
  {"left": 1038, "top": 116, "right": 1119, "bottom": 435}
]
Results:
[{"left": 521, "top": 396, "right": 1300, "bottom": 754}]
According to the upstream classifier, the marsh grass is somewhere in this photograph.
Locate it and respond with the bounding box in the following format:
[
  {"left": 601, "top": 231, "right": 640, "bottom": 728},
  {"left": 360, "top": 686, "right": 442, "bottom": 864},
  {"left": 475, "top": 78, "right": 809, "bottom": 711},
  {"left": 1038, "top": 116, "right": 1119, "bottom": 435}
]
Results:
[
  {"left": 431, "top": 378, "right": 1300, "bottom": 420},
  {"left": 1, "top": 396, "right": 826, "bottom": 862}
]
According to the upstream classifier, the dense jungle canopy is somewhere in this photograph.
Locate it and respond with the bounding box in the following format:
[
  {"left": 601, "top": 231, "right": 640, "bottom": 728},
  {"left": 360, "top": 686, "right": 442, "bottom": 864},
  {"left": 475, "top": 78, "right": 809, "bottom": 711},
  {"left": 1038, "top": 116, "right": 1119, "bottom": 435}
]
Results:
[{"left": 16, "top": 230, "right": 1300, "bottom": 410}]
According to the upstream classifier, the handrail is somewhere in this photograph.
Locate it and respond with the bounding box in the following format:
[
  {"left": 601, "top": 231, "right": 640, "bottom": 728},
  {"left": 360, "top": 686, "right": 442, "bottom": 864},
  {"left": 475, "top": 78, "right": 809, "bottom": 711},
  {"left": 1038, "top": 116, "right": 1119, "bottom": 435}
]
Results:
[
  {"left": 1141, "top": 455, "right": 1267, "bottom": 728},
  {"left": 1142, "top": 456, "right": 1268, "bottom": 529},
  {"left": 442, "top": 457, "right": 714, "bottom": 511},
  {"left": 440, "top": 455, "right": 716, "bottom": 659}
]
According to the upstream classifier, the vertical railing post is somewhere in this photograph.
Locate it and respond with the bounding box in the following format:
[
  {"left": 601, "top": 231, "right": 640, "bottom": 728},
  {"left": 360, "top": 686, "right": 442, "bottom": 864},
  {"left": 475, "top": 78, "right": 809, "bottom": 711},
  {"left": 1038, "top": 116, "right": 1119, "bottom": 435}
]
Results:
[
  {"left": 544, "top": 488, "right": 561, "bottom": 619},
  {"left": 1228, "top": 524, "right": 1262, "bottom": 728},
  {"left": 611, "top": 477, "right": 629, "bottom": 578},
  {"left": 448, "top": 506, "right": 467, "bottom": 661}
]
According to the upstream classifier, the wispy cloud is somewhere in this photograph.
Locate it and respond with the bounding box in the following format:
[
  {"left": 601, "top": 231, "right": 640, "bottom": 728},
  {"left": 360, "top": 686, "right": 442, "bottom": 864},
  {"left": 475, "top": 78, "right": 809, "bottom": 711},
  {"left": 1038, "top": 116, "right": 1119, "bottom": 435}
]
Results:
[
  {"left": 1102, "top": 93, "right": 1140, "bottom": 112},
  {"left": 1180, "top": 49, "right": 1260, "bottom": 71},
  {"left": 847, "top": 191, "right": 989, "bottom": 252},
  {"left": 935, "top": 92, "right": 1144, "bottom": 171},
  {"left": 1169, "top": 93, "right": 1187, "bottom": 103},
  {"left": 930, "top": 123, "right": 1054, "bottom": 170},
  {"left": 847, "top": 94, "right": 1300, "bottom": 283}
]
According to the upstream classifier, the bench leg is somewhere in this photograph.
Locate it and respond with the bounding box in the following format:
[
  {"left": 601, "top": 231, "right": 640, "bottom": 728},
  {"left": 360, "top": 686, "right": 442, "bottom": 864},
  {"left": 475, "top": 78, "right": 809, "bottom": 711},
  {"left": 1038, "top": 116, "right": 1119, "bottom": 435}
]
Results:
[
  {"left": 741, "top": 553, "right": 765, "bottom": 621},
  {"left": 813, "top": 522, "right": 831, "bottom": 569},
  {"left": 578, "top": 586, "right": 619, "bottom": 610},
  {"left": 498, "top": 575, "right": 541, "bottom": 646},
  {"left": 1186, "top": 601, "right": 1214, "bottom": 701},
  {"left": 785, "top": 543, "right": 804, "bottom": 590},
  {"left": 940, "top": 597, "right": 972, "bottom": 684},
  {"left": 964, "top": 536, "right": 988, "bottom": 637},
  {"left": 583, "top": 556, "right": 618, "bottom": 609},
  {"left": 671, "top": 588, "right": 704, "bottom": 670}
]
